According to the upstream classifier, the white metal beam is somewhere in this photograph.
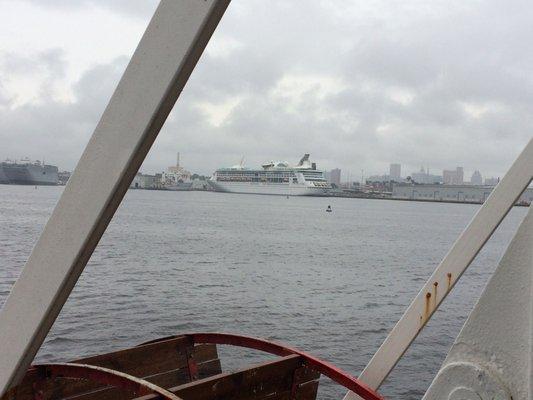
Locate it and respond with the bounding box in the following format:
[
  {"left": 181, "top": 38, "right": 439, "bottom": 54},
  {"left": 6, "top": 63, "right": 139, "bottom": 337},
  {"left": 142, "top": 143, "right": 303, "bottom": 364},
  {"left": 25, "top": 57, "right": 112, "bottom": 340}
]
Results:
[
  {"left": 344, "top": 138, "right": 533, "bottom": 399},
  {"left": 0, "top": 1, "right": 230, "bottom": 396},
  {"left": 423, "top": 206, "right": 533, "bottom": 399}
]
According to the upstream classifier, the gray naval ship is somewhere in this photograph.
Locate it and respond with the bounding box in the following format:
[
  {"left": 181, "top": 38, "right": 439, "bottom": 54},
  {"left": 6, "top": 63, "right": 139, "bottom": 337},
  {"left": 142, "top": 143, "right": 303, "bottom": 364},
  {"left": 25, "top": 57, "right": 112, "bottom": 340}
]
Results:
[{"left": 0, "top": 158, "right": 58, "bottom": 185}]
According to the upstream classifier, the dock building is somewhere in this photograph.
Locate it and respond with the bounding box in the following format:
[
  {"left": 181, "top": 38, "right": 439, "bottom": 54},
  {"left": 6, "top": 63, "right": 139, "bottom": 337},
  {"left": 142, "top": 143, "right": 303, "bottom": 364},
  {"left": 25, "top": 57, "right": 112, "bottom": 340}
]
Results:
[{"left": 392, "top": 183, "right": 533, "bottom": 205}]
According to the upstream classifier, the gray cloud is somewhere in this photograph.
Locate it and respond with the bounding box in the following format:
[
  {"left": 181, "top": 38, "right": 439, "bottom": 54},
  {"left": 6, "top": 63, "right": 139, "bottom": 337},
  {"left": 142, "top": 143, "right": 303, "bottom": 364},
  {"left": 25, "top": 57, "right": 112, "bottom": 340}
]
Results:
[
  {"left": 0, "top": 54, "right": 127, "bottom": 168},
  {"left": 1, "top": 0, "right": 532, "bottom": 180},
  {"left": 23, "top": 0, "right": 158, "bottom": 18}
]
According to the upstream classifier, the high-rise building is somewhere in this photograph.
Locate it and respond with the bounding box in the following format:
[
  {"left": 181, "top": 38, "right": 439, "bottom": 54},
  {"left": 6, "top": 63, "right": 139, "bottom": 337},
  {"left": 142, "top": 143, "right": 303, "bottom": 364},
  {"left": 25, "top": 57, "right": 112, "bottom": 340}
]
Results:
[
  {"left": 443, "top": 170, "right": 455, "bottom": 185},
  {"left": 443, "top": 167, "right": 464, "bottom": 185},
  {"left": 329, "top": 168, "right": 341, "bottom": 187},
  {"left": 389, "top": 163, "right": 401, "bottom": 181},
  {"left": 471, "top": 170, "right": 483, "bottom": 185},
  {"left": 456, "top": 167, "right": 464, "bottom": 185}
]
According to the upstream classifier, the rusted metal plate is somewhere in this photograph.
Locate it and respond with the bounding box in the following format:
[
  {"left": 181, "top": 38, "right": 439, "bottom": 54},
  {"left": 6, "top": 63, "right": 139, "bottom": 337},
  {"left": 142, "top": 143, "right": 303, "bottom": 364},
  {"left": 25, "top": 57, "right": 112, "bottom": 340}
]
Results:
[
  {"left": 138, "top": 354, "right": 319, "bottom": 400},
  {"left": 143, "top": 359, "right": 222, "bottom": 390},
  {"left": 24, "top": 355, "right": 317, "bottom": 400},
  {"left": 2, "top": 338, "right": 220, "bottom": 400},
  {"left": 186, "top": 333, "right": 383, "bottom": 400},
  {"left": 293, "top": 381, "right": 320, "bottom": 400},
  {"left": 76, "top": 339, "right": 217, "bottom": 377},
  {"left": 33, "top": 363, "right": 181, "bottom": 400},
  {"left": 290, "top": 365, "right": 320, "bottom": 400},
  {"left": 57, "top": 360, "right": 222, "bottom": 400}
]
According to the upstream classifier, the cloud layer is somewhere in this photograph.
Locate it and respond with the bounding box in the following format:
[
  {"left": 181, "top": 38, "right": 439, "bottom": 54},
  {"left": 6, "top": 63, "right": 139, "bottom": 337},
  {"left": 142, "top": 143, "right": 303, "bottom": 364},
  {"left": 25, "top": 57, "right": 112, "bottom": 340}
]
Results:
[{"left": 0, "top": 0, "right": 532, "bottom": 179}]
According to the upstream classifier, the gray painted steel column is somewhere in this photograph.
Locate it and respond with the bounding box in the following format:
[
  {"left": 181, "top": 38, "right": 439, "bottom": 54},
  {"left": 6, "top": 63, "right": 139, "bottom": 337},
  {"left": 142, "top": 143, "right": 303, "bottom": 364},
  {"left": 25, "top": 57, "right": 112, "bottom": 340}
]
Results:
[
  {"left": 0, "top": 1, "right": 230, "bottom": 396},
  {"left": 345, "top": 139, "right": 533, "bottom": 399}
]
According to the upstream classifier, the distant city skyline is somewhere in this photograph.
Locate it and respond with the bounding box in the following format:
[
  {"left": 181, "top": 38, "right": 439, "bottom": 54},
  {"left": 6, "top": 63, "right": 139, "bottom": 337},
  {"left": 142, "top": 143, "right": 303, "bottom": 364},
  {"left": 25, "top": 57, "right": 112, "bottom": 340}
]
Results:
[
  {"left": 1, "top": 153, "right": 504, "bottom": 188},
  {"left": 341, "top": 162, "right": 499, "bottom": 185}
]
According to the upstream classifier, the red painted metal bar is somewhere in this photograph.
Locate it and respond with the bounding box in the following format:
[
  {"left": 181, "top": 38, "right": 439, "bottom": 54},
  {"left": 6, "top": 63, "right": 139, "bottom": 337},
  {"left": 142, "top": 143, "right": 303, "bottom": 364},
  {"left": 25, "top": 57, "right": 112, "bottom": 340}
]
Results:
[
  {"left": 33, "top": 363, "right": 182, "bottom": 400},
  {"left": 181, "top": 333, "right": 385, "bottom": 400}
]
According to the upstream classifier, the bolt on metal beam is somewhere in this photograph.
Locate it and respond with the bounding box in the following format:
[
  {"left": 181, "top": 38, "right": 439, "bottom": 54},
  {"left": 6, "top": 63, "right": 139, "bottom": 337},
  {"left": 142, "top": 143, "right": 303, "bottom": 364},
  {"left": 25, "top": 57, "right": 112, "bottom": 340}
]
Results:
[{"left": 0, "top": 1, "right": 230, "bottom": 396}]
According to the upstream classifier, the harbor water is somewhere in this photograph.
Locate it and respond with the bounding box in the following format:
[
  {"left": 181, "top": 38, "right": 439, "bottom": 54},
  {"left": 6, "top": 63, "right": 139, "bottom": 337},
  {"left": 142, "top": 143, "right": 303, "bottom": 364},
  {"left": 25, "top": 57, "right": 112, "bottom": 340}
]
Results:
[{"left": 0, "top": 185, "right": 527, "bottom": 399}]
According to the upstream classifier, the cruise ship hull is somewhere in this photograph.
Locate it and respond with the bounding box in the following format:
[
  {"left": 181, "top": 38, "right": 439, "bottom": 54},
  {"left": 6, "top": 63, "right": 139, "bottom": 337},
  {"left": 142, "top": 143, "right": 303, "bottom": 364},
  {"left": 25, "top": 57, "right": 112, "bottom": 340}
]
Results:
[
  {"left": 0, "top": 163, "right": 59, "bottom": 185},
  {"left": 208, "top": 180, "right": 327, "bottom": 196}
]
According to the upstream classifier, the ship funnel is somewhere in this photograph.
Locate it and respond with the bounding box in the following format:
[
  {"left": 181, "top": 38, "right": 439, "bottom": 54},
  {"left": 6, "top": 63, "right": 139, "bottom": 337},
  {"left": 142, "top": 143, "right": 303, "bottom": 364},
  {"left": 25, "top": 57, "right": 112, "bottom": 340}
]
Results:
[{"left": 297, "top": 154, "right": 310, "bottom": 166}]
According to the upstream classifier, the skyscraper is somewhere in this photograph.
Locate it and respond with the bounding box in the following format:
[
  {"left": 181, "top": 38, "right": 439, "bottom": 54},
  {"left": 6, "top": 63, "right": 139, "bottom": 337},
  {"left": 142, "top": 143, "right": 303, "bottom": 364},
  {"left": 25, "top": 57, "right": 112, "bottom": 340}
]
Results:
[
  {"left": 456, "top": 167, "right": 464, "bottom": 185},
  {"left": 443, "top": 167, "right": 464, "bottom": 185},
  {"left": 443, "top": 170, "right": 455, "bottom": 185},
  {"left": 389, "top": 163, "right": 401, "bottom": 181},
  {"left": 330, "top": 168, "right": 341, "bottom": 186}
]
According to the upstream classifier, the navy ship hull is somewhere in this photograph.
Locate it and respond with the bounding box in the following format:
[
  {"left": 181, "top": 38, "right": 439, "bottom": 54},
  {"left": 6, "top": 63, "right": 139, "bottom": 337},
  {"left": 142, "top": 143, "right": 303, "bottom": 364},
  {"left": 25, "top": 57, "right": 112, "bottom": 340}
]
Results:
[{"left": 0, "top": 163, "right": 59, "bottom": 185}]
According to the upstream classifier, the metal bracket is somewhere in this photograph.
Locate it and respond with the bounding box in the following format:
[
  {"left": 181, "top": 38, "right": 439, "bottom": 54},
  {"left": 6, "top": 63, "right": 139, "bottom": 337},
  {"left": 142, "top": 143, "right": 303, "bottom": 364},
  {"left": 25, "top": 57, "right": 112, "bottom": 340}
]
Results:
[
  {"left": 289, "top": 365, "right": 306, "bottom": 400},
  {"left": 185, "top": 346, "right": 199, "bottom": 381}
]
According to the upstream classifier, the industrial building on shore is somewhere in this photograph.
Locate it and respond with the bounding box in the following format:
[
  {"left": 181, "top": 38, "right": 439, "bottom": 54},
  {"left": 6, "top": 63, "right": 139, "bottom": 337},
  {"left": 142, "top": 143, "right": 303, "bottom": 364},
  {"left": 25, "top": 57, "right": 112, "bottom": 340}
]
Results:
[{"left": 392, "top": 183, "right": 533, "bottom": 205}]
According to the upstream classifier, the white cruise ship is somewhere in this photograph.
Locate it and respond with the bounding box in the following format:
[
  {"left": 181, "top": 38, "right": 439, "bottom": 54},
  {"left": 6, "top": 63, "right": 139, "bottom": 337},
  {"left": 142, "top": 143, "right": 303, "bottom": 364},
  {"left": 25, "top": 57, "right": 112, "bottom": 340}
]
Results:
[{"left": 209, "top": 154, "right": 331, "bottom": 196}]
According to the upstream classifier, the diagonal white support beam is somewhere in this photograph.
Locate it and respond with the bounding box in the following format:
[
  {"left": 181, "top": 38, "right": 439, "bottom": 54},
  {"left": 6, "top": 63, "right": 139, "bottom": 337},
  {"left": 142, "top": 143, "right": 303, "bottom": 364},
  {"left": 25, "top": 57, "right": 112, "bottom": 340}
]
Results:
[
  {"left": 0, "top": 1, "right": 230, "bottom": 396},
  {"left": 344, "top": 138, "right": 533, "bottom": 400},
  {"left": 423, "top": 206, "right": 533, "bottom": 399}
]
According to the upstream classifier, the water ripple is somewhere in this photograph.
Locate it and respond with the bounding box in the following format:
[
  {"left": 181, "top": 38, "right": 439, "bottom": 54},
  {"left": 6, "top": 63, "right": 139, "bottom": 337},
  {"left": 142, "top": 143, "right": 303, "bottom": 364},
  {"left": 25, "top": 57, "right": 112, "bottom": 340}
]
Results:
[{"left": 0, "top": 186, "right": 526, "bottom": 399}]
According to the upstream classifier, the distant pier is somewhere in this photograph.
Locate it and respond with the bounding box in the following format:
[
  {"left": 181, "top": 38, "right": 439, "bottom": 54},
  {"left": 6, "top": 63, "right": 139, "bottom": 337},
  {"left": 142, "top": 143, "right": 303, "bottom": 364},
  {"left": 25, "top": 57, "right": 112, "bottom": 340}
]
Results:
[{"left": 328, "top": 183, "right": 532, "bottom": 206}]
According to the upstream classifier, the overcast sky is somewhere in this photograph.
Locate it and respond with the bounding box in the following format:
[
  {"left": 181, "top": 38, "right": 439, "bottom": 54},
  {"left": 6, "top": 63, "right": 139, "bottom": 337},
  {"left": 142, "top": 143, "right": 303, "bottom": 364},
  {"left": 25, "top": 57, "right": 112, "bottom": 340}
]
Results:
[{"left": 0, "top": 0, "right": 532, "bottom": 180}]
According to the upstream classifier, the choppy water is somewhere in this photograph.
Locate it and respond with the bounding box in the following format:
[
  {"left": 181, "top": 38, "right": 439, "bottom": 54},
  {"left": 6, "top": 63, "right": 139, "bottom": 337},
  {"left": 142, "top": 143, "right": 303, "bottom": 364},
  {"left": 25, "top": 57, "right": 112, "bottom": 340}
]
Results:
[{"left": 0, "top": 185, "right": 528, "bottom": 399}]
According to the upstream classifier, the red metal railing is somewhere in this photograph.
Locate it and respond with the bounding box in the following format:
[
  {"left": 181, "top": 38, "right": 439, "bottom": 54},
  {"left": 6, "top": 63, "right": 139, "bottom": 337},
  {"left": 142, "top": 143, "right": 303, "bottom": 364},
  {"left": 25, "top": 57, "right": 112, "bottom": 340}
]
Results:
[
  {"left": 32, "top": 333, "right": 383, "bottom": 400},
  {"left": 183, "top": 332, "right": 384, "bottom": 400}
]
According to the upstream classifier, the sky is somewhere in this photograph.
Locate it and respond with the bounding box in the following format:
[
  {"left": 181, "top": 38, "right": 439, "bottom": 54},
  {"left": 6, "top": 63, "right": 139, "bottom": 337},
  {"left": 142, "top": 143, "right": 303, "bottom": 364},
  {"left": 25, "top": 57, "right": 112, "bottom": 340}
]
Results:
[{"left": 0, "top": 0, "right": 532, "bottom": 181}]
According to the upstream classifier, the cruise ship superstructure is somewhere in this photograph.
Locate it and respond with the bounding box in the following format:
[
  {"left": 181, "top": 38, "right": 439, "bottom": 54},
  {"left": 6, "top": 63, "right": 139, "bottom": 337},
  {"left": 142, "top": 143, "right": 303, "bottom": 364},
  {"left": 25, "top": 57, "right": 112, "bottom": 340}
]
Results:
[{"left": 209, "top": 154, "right": 331, "bottom": 196}]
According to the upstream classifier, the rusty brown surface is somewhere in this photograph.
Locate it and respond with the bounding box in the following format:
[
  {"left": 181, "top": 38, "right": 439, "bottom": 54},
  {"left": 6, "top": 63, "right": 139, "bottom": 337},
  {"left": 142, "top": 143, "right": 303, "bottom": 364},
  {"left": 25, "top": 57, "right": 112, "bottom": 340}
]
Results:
[
  {"left": 33, "top": 364, "right": 181, "bottom": 400},
  {"left": 137, "top": 354, "right": 319, "bottom": 400},
  {"left": 1, "top": 337, "right": 220, "bottom": 400},
  {"left": 1, "top": 336, "right": 322, "bottom": 400}
]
